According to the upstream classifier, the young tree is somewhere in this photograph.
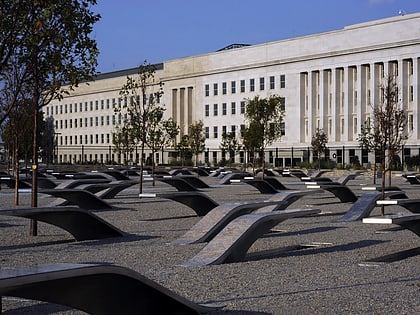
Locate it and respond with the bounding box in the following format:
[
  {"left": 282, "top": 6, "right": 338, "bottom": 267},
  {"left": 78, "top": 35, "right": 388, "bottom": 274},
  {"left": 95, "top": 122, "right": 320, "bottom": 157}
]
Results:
[
  {"left": 242, "top": 95, "right": 285, "bottom": 177},
  {"left": 357, "top": 120, "right": 382, "bottom": 184},
  {"left": 373, "top": 75, "right": 407, "bottom": 214},
  {"left": 220, "top": 132, "right": 240, "bottom": 167},
  {"left": 175, "top": 135, "right": 192, "bottom": 166},
  {"left": 117, "top": 61, "right": 164, "bottom": 194},
  {"left": 112, "top": 123, "right": 136, "bottom": 168},
  {"left": 311, "top": 128, "right": 328, "bottom": 170},
  {"left": 0, "top": 1, "right": 100, "bottom": 235},
  {"left": 146, "top": 107, "right": 179, "bottom": 184},
  {"left": 188, "top": 120, "right": 206, "bottom": 166}
]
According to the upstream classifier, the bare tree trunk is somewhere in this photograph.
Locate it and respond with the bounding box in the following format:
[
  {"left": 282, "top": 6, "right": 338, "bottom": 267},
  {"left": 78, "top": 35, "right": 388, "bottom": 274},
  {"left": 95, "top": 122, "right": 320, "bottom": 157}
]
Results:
[
  {"left": 139, "top": 141, "right": 144, "bottom": 195},
  {"left": 14, "top": 142, "right": 19, "bottom": 206}
]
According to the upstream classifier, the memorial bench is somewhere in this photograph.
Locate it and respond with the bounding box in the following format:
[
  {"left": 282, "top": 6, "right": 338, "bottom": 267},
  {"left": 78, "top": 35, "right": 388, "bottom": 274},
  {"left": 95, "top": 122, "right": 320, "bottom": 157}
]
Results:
[
  {"left": 182, "top": 207, "right": 320, "bottom": 266},
  {"left": 39, "top": 189, "right": 114, "bottom": 210},
  {"left": 363, "top": 214, "right": 420, "bottom": 237},
  {"left": 157, "top": 177, "right": 199, "bottom": 191},
  {"left": 0, "top": 207, "right": 124, "bottom": 241},
  {"left": 376, "top": 198, "right": 420, "bottom": 213},
  {"left": 338, "top": 190, "right": 408, "bottom": 222},
  {"left": 0, "top": 263, "right": 218, "bottom": 314},
  {"left": 173, "top": 190, "right": 322, "bottom": 245}
]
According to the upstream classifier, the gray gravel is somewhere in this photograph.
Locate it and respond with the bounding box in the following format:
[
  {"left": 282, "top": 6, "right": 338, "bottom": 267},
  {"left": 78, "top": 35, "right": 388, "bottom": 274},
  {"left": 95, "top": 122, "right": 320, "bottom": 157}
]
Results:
[{"left": 0, "top": 173, "right": 419, "bottom": 314}]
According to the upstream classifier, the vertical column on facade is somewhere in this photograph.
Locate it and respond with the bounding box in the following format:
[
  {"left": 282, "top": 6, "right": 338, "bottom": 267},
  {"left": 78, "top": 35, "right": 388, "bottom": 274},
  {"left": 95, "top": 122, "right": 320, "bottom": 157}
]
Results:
[
  {"left": 333, "top": 68, "right": 342, "bottom": 142},
  {"left": 307, "top": 71, "right": 314, "bottom": 140},
  {"left": 360, "top": 64, "right": 370, "bottom": 125},
  {"left": 179, "top": 88, "right": 185, "bottom": 135},
  {"left": 343, "top": 66, "right": 351, "bottom": 142},
  {"left": 299, "top": 72, "right": 308, "bottom": 143},
  {"left": 320, "top": 70, "right": 328, "bottom": 131},
  {"left": 402, "top": 59, "right": 410, "bottom": 112},
  {"left": 413, "top": 58, "right": 420, "bottom": 139},
  {"left": 329, "top": 69, "right": 336, "bottom": 143},
  {"left": 172, "top": 89, "right": 179, "bottom": 141},
  {"left": 187, "top": 87, "right": 193, "bottom": 128},
  {"left": 323, "top": 70, "right": 332, "bottom": 141},
  {"left": 344, "top": 66, "right": 357, "bottom": 141}
]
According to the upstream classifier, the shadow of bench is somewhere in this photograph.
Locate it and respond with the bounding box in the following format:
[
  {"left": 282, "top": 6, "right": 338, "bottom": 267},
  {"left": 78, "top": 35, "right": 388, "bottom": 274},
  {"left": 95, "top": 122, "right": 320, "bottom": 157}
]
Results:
[
  {"left": 0, "top": 207, "right": 124, "bottom": 241},
  {"left": 0, "top": 263, "right": 219, "bottom": 314},
  {"left": 182, "top": 208, "right": 320, "bottom": 266}
]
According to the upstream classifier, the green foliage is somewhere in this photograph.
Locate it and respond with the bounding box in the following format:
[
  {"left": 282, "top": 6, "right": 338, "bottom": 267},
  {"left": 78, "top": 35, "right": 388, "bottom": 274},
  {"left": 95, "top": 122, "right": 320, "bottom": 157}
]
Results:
[
  {"left": 188, "top": 120, "right": 206, "bottom": 166},
  {"left": 242, "top": 95, "right": 285, "bottom": 174},
  {"left": 220, "top": 132, "right": 240, "bottom": 167},
  {"left": 311, "top": 128, "right": 328, "bottom": 160}
]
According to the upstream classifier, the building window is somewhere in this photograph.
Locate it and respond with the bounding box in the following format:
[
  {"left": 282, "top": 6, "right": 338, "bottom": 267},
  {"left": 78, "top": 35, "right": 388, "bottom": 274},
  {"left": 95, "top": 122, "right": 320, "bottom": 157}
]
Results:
[
  {"left": 222, "top": 82, "right": 227, "bottom": 95},
  {"left": 270, "top": 76, "right": 275, "bottom": 89},
  {"left": 205, "top": 84, "right": 209, "bottom": 97},
  {"left": 231, "top": 81, "right": 236, "bottom": 94},
  {"left": 213, "top": 104, "right": 218, "bottom": 116},
  {"left": 231, "top": 125, "right": 236, "bottom": 138},
  {"left": 205, "top": 104, "right": 209, "bottom": 117},
  {"left": 90, "top": 101, "right": 93, "bottom": 111},
  {"left": 259, "top": 77, "right": 265, "bottom": 90},
  {"left": 222, "top": 103, "right": 227, "bottom": 115},
  {"left": 213, "top": 126, "right": 218, "bottom": 138},
  {"left": 240, "top": 80, "right": 245, "bottom": 93},
  {"left": 101, "top": 116, "right": 104, "bottom": 126},
  {"left": 280, "top": 122, "right": 285, "bottom": 136},
  {"left": 222, "top": 125, "right": 227, "bottom": 135},
  {"left": 213, "top": 83, "right": 218, "bottom": 96},
  {"left": 408, "top": 114, "right": 414, "bottom": 132},
  {"left": 231, "top": 102, "right": 236, "bottom": 115},
  {"left": 410, "top": 85, "right": 414, "bottom": 102},
  {"left": 250, "top": 78, "right": 255, "bottom": 92},
  {"left": 95, "top": 117, "right": 98, "bottom": 126},
  {"left": 280, "top": 97, "right": 285, "bottom": 111},
  {"left": 240, "top": 101, "right": 246, "bottom": 114},
  {"left": 280, "top": 74, "right": 286, "bottom": 88},
  {"left": 205, "top": 127, "right": 209, "bottom": 139}
]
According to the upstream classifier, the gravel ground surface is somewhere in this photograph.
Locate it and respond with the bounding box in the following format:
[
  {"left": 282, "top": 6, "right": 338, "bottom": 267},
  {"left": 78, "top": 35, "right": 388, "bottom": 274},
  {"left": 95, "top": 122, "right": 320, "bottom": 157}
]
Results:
[{"left": 0, "top": 171, "right": 419, "bottom": 314}]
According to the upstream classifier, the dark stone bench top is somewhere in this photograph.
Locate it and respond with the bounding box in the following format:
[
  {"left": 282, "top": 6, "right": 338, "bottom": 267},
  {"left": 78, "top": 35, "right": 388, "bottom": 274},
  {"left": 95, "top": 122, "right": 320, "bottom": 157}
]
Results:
[{"left": 0, "top": 263, "right": 220, "bottom": 314}]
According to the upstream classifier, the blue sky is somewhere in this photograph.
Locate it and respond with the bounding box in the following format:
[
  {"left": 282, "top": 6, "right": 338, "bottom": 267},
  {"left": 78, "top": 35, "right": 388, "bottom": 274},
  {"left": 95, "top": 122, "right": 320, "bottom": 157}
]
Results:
[{"left": 92, "top": 0, "right": 420, "bottom": 73}]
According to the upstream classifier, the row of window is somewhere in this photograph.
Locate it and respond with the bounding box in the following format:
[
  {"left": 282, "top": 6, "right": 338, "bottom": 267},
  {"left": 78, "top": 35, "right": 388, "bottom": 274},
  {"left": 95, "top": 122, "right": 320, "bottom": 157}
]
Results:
[
  {"left": 58, "top": 134, "right": 112, "bottom": 146},
  {"left": 205, "top": 98, "right": 286, "bottom": 117},
  {"left": 46, "top": 94, "right": 159, "bottom": 117},
  {"left": 204, "top": 123, "right": 286, "bottom": 139},
  {"left": 205, "top": 75, "right": 286, "bottom": 97},
  {"left": 54, "top": 114, "right": 127, "bottom": 129}
]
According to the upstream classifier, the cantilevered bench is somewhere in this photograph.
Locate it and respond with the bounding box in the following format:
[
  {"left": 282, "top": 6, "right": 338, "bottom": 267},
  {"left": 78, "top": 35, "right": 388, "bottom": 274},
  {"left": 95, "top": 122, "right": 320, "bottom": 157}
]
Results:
[
  {"left": 304, "top": 172, "right": 361, "bottom": 185},
  {"left": 244, "top": 178, "right": 289, "bottom": 194},
  {"left": 376, "top": 198, "right": 420, "bottom": 214},
  {"left": 0, "top": 207, "right": 124, "bottom": 241},
  {"left": 83, "top": 181, "right": 138, "bottom": 199},
  {"left": 182, "top": 207, "right": 320, "bottom": 266},
  {"left": 173, "top": 190, "right": 322, "bottom": 245},
  {"left": 155, "top": 192, "right": 219, "bottom": 216},
  {"left": 55, "top": 178, "right": 112, "bottom": 189},
  {"left": 307, "top": 184, "right": 358, "bottom": 202},
  {"left": 177, "top": 176, "right": 211, "bottom": 189},
  {"left": 157, "top": 177, "right": 199, "bottom": 191},
  {"left": 0, "top": 263, "right": 219, "bottom": 314},
  {"left": 338, "top": 190, "right": 408, "bottom": 222},
  {"left": 39, "top": 189, "right": 114, "bottom": 210},
  {"left": 218, "top": 172, "right": 253, "bottom": 185},
  {"left": 363, "top": 214, "right": 420, "bottom": 237}
]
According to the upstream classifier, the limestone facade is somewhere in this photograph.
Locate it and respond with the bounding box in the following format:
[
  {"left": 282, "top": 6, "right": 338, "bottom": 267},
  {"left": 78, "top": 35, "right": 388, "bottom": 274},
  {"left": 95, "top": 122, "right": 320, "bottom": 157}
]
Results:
[{"left": 46, "top": 13, "right": 420, "bottom": 166}]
